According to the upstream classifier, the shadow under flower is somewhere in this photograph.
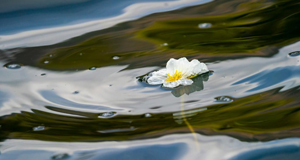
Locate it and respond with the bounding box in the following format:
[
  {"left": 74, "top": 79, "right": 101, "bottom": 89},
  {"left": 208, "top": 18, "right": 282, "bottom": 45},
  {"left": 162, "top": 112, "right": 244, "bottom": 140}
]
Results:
[{"left": 171, "top": 72, "right": 209, "bottom": 97}]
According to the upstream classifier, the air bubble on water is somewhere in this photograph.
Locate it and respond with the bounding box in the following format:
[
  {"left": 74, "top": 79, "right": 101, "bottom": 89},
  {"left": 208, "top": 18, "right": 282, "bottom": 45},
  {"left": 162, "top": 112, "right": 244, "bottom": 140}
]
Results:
[
  {"left": 33, "top": 126, "right": 45, "bottom": 131},
  {"left": 44, "top": 61, "right": 49, "bottom": 64},
  {"left": 89, "top": 67, "right": 96, "bottom": 70},
  {"left": 98, "top": 111, "right": 117, "bottom": 118},
  {"left": 41, "top": 73, "right": 46, "bottom": 76},
  {"left": 198, "top": 23, "right": 212, "bottom": 29},
  {"left": 288, "top": 51, "right": 300, "bottom": 57},
  {"left": 112, "top": 56, "right": 119, "bottom": 60},
  {"left": 145, "top": 113, "right": 152, "bottom": 118},
  {"left": 52, "top": 153, "right": 70, "bottom": 160},
  {"left": 215, "top": 96, "right": 234, "bottom": 102},
  {"left": 4, "top": 63, "right": 22, "bottom": 69}
]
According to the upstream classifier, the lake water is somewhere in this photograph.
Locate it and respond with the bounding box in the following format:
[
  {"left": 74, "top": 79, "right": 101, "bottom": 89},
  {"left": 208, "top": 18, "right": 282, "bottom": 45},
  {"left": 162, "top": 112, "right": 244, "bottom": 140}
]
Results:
[{"left": 1, "top": 0, "right": 300, "bottom": 159}]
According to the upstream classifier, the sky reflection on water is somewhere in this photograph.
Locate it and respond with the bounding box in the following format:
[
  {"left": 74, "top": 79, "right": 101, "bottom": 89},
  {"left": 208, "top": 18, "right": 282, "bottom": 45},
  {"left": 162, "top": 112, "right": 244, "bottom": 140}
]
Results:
[
  {"left": 0, "top": 0, "right": 211, "bottom": 49},
  {"left": 1, "top": 134, "right": 300, "bottom": 160}
]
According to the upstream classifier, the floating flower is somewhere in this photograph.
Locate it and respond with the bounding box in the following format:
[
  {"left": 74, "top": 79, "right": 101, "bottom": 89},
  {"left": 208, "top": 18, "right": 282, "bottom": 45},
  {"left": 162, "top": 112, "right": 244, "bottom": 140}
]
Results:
[{"left": 147, "top": 57, "right": 209, "bottom": 88}]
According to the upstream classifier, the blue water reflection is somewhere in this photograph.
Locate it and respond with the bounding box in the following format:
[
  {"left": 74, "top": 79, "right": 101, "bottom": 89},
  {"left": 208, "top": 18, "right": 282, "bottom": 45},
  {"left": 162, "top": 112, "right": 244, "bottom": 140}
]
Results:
[
  {"left": 0, "top": 91, "right": 9, "bottom": 107},
  {"left": 0, "top": 143, "right": 186, "bottom": 160},
  {"left": 74, "top": 143, "right": 186, "bottom": 160},
  {"left": 230, "top": 144, "right": 300, "bottom": 160},
  {"left": 0, "top": 0, "right": 172, "bottom": 35},
  {"left": 233, "top": 66, "right": 300, "bottom": 92},
  {"left": 1, "top": 134, "right": 299, "bottom": 160}
]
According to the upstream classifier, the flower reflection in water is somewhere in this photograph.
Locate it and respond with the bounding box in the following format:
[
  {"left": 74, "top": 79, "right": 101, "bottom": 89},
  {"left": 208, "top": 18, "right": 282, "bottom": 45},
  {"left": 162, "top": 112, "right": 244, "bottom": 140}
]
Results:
[{"left": 172, "top": 72, "right": 209, "bottom": 97}]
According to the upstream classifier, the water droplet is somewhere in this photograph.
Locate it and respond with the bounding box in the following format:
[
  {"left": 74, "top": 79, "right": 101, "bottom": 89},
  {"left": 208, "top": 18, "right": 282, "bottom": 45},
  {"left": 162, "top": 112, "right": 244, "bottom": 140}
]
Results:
[
  {"left": 161, "top": 43, "right": 168, "bottom": 46},
  {"left": 89, "top": 67, "right": 96, "bottom": 70},
  {"left": 215, "top": 96, "right": 234, "bottom": 102},
  {"left": 33, "top": 126, "right": 45, "bottom": 131},
  {"left": 4, "top": 63, "right": 22, "bottom": 69},
  {"left": 288, "top": 51, "right": 300, "bottom": 57},
  {"left": 41, "top": 73, "right": 46, "bottom": 76},
  {"left": 112, "top": 56, "right": 119, "bottom": 60},
  {"left": 44, "top": 61, "right": 49, "bottom": 64},
  {"left": 73, "top": 91, "right": 79, "bottom": 94},
  {"left": 98, "top": 112, "right": 117, "bottom": 118},
  {"left": 52, "top": 153, "right": 70, "bottom": 160},
  {"left": 198, "top": 23, "right": 212, "bottom": 29},
  {"left": 145, "top": 113, "right": 152, "bottom": 118}
]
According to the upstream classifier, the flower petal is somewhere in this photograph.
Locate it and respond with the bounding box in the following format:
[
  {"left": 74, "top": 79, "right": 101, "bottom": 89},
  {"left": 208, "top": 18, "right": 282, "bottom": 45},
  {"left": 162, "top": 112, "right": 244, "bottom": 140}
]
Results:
[
  {"left": 177, "top": 57, "right": 191, "bottom": 77},
  {"left": 151, "top": 69, "right": 167, "bottom": 77},
  {"left": 147, "top": 69, "right": 168, "bottom": 85},
  {"left": 178, "top": 78, "right": 193, "bottom": 86},
  {"left": 166, "top": 58, "right": 177, "bottom": 75},
  {"left": 163, "top": 78, "right": 193, "bottom": 88},
  {"left": 190, "top": 59, "right": 209, "bottom": 75},
  {"left": 163, "top": 81, "right": 181, "bottom": 88},
  {"left": 166, "top": 57, "right": 192, "bottom": 78}
]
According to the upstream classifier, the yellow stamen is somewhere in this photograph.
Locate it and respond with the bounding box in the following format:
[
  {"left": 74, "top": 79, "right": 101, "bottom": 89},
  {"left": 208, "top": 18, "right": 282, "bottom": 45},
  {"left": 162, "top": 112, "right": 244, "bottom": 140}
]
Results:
[
  {"left": 166, "top": 70, "right": 182, "bottom": 82},
  {"left": 187, "top": 75, "right": 197, "bottom": 79}
]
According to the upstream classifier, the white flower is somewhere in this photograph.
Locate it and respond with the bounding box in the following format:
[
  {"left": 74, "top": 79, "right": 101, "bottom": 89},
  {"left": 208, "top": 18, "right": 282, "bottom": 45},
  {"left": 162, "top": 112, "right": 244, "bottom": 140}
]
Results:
[{"left": 147, "top": 57, "right": 209, "bottom": 88}]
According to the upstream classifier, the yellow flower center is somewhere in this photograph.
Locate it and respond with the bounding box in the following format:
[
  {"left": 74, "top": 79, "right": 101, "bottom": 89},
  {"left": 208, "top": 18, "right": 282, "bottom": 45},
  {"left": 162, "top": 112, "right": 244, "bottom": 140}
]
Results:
[{"left": 166, "top": 70, "right": 183, "bottom": 82}]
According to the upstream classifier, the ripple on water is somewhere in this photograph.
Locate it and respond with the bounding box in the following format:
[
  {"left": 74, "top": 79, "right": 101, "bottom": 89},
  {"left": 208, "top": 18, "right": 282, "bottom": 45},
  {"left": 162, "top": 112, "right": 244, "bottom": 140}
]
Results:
[
  {"left": 288, "top": 51, "right": 300, "bottom": 57},
  {"left": 215, "top": 96, "right": 234, "bottom": 102},
  {"left": 144, "top": 113, "right": 152, "bottom": 117},
  {"left": 112, "top": 56, "right": 120, "bottom": 60},
  {"left": 40, "top": 90, "right": 117, "bottom": 111},
  {"left": 98, "top": 112, "right": 117, "bottom": 118},
  {"left": 52, "top": 153, "right": 70, "bottom": 160},
  {"left": 33, "top": 126, "right": 45, "bottom": 131},
  {"left": 198, "top": 23, "right": 212, "bottom": 29},
  {"left": 3, "top": 63, "right": 22, "bottom": 69},
  {"left": 73, "top": 91, "right": 79, "bottom": 94},
  {"left": 89, "top": 67, "right": 96, "bottom": 70}
]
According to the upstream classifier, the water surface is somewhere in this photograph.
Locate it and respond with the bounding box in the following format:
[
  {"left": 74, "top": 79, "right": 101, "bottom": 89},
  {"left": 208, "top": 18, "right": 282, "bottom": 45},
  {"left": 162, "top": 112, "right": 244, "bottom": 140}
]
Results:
[{"left": 1, "top": 0, "right": 300, "bottom": 159}]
